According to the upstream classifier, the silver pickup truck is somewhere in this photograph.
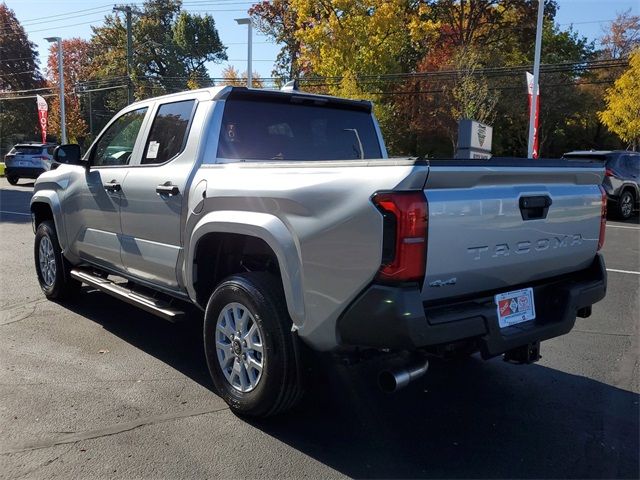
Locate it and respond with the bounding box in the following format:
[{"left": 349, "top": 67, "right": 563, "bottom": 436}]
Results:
[{"left": 31, "top": 86, "right": 607, "bottom": 417}]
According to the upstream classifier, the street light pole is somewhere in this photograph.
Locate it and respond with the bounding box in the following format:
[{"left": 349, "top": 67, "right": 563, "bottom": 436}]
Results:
[
  {"left": 45, "top": 37, "right": 66, "bottom": 144},
  {"left": 235, "top": 18, "right": 253, "bottom": 88},
  {"left": 527, "top": 0, "right": 544, "bottom": 158}
]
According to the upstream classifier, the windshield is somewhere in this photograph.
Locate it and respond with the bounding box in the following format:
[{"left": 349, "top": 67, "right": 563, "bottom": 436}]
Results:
[{"left": 217, "top": 98, "right": 382, "bottom": 161}]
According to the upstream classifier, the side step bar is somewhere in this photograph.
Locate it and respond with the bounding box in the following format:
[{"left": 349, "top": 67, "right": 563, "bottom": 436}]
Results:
[{"left": 70, "top": 269, "right": 186, "bottom": 322}]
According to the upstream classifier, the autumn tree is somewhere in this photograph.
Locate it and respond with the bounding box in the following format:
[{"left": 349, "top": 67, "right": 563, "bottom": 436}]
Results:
[
  {"left": 601, "top": 10, "right": 640, "bottom": 60},
  {"left": 0, "top": 3, "right": 45, "bottom": 153},
  {"left": 599, "top": 49, "right": 640, "bottom": 150},
  {"left": 46, "top": 38, "right": 91, "bottom": 144},
  {"left": 291, "top": 0, "right": 431, "bottom": 88},
  {"left": 220, "top": 65, "right": 264, "bottom": 88}
]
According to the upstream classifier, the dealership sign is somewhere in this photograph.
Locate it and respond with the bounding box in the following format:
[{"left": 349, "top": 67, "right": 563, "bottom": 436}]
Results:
[{"left": 455, "top": 119, "right": 493, "bottom": 159}]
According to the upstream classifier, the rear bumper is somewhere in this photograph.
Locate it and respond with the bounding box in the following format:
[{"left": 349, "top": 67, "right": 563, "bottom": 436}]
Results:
[
  {"left": 337, "top": 254, "right": 607, "bottom": 358},
  {"left": 5, "top": 166, "right": 46, "bottom": 179}
]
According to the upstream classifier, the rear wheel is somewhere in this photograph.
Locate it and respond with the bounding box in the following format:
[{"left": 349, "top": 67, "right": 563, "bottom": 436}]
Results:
[
  {"left": 34, "top": 220, "right": 80, "bottom": 300},
  {"left": 204, "top": 272, "right": 304, "bottom": 417},
  {"left": 617, "top": 190, "right": 635, "bottom": 219},
  {"left": 7, "top": 175, "right": 18, "bottom": 185}
]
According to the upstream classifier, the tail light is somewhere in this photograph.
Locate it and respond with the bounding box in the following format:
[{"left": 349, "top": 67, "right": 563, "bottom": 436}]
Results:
[
  {"left": 598, "top": 185, "right": 607, "bottom": 251},
  {"left": 372, "top": 191, "right": 428, "bottom": 283},
  {"left": 605, "top": 168, "right": 616, "bottom": 177}
]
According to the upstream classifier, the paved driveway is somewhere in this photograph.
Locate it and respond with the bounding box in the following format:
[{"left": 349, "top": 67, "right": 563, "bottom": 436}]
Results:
[{"left": 1, "top": 177, "right": 638, "bottom": 479}]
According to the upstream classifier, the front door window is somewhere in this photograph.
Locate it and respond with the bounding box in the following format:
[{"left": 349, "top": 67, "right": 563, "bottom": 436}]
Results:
[{"left": 91, "top": 107, "right": 148, "bottom": 166}]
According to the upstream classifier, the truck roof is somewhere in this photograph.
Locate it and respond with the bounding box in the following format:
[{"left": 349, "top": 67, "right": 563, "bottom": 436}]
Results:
[{"left": 130, "top": 85, "right": 373, "bottom": 112}]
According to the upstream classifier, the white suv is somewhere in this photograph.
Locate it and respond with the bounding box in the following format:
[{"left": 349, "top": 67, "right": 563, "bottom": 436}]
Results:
[{"left": 4, "top": 143, "right": 57, "bottom": 185}]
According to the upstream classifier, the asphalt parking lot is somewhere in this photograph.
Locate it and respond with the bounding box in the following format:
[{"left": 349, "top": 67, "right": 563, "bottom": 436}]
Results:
[{"left": 0, "top": 176, "right": 638, "bottom": 479}]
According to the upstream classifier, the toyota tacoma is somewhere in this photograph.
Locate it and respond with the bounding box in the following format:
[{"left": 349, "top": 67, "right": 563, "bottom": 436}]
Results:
[{"left": 31, "top": 86, "right": 607, "bottom": 416}]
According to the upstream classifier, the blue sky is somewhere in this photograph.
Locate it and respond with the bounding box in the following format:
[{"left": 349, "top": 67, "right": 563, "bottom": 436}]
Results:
[{"left": 6, "top": 0, "right": 640, "bottom": 80}]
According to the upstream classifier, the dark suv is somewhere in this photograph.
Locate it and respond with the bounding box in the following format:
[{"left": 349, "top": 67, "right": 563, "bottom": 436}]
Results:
[
  {"left": 4, "top": 143, "right": 58, "bottom": 185},
  {"left": 564, "top": 150, "right": 639, "bottom": 220}
]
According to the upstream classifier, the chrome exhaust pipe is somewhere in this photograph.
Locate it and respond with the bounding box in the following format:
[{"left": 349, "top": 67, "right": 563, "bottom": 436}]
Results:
[{"left": 378, "top": 357, "right": 429, "bottom": 393}]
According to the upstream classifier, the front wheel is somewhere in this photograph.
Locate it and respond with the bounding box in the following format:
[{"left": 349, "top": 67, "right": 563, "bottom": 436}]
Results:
[
  {"left": 6, "top": 175, "right": 18, "bottom": 185},
  {"left": 34, "top": 221, "right": 80, "bottom": 300},
  {"left": 203, "top": 272, "right": 304, "bottom": 417},
  {"left": 616, "top": 190, "right": 635, "bottom": 220}
]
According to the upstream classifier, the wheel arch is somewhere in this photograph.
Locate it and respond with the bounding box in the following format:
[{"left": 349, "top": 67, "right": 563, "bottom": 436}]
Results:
[
  {"left": 30, "top": 192, "right": 67, "bottom": 249},
  {"left": 622, "top": 184, "right": 638, "bottom": 204},
  {"left": 185, "top": 211, "right": 305, "bottom": 327}
]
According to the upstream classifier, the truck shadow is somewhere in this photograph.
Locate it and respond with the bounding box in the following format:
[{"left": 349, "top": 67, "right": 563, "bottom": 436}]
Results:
[
  {"left": 65, "top": 289, "right": 639, "bottom": 479},
  {"left": 0, "top": 187, "right": 33, "bottom": 224}
]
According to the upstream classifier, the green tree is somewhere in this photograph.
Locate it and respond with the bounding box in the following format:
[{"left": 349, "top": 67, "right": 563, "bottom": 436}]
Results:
[
  {"left": 249, "top": 0, "right": 301, "bottom": 82},
  {"left": 599, "top": 49, "right": 640, "bottom": 150},
  {"left": 173, "top": 12, "right": 227, "bottom": 87},
  {"left": 90, "top": 0, "right": 227, "bottom": 97},
  {"left": 0, "top": 2, "right": 45, "bottom": 153}
]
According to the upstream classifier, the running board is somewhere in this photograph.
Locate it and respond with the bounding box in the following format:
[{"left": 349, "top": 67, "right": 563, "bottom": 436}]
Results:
[{"left": 70, "top": 269, "right": 186, "bottom": 322}]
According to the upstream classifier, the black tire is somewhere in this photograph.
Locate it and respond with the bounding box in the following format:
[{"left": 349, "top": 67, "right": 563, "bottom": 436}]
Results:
[
  {"left": 203, "top": 272, "right": 304, "bottom": 417},
  {"left": 616, "top": 190, "right": 635, "bottom": 220},
  {"left": 6, "top": 175, "right": 18, "bottom": 185},
  {"left": 34, "top": 220, "right": 81, "bottom": 300}
]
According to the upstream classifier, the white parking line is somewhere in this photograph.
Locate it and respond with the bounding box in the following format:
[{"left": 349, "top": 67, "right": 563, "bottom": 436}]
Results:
[
  {"left": 0, "top": 210, "right": 30, "bottom": 216},
  {"left": 607, "top": 268, "right": 640, "bottom": 276},
  {"left": 607, "top": 224, "right": 640, "bottom": 230}
]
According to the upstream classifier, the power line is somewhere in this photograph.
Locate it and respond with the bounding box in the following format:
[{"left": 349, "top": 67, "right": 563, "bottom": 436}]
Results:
[
  {"left": 19, "top": 4, "right": 112, "bottom": 24},
  {"left": 23, "top": 17, "right": 111, "bottom": 35},
  {"left": 0, "top": 70, "right": 39, "bottom": 78},
  {"left": 1, "top": 9, "right": 112, "bottom": 30}
]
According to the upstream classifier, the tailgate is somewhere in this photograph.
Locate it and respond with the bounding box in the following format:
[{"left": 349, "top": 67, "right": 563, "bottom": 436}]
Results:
[{"left": 421, "top": 159, "right": 604, "bottom": 302}]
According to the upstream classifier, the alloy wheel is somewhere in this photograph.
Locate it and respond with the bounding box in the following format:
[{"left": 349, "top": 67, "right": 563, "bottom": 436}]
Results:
[
  {"left": 621, "top": 193, "right": 633, "bottom": 218},
  {"left": 38, "top": 236, "right": 56, "bottom": 287},
  {"left": 215, "top": 302, "right": 264, "bottom": 393}
]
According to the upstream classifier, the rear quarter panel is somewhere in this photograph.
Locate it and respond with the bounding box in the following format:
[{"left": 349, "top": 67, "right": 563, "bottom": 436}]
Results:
[{"left": 185, "top": 159, "right": 428, "bottom": 351}]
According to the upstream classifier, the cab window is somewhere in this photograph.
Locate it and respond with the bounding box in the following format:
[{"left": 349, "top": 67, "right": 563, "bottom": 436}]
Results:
[
  {"left": 141, "top": 100, "right": 196, "bottom": 165},
  {"left": 91, "top": 107, "right": 148, "bottom": 167}
]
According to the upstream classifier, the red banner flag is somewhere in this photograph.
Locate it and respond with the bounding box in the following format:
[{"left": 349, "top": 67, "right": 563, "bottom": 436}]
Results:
[
  {"left": 36, "top": 95, "right": 48, "bottom": 143},
  {"left": 526, "top": 72, "right": 539, "bottom": 159}
]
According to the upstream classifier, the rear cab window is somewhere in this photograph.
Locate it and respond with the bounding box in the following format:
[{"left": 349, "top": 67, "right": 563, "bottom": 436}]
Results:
[
  {"left": 141, "top": 99, "right": 196, "bottom": 165},
  {"left": 217, "top": 93, "right": 381, "bottom": 161}
]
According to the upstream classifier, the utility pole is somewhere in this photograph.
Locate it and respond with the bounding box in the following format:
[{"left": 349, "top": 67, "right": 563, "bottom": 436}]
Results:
[
  {"left": 527, "top": 0, "right": 544, "bottom": 158},
  {"left": 113, "top": 5, "right": 135, "bottom": 104},
  {"left": 88, "top": 91, "right": 93, "bottom": 138},
  {"left": 45, "top": 37, "right": 66, "bottom": 144}
]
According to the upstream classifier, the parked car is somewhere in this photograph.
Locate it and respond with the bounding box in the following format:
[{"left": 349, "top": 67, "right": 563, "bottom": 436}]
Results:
[
  {"left": 31, "top": 86, "right": 607, "bottom": 417},
  {"left": 563, "top": 150, "right": 639, "bottom": 220},
  {"left": 4, "top": 143, "right": 58, "bottom": 185}
]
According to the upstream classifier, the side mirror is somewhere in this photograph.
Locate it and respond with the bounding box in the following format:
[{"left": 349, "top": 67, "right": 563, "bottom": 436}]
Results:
[{"left": 53, "top": 144, "right": 84, "bottom": 167}]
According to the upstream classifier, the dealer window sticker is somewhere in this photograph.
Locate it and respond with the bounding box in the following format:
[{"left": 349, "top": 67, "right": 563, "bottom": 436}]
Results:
[{"left": 147, "top": 141, "right": 160, "bottom": 159}]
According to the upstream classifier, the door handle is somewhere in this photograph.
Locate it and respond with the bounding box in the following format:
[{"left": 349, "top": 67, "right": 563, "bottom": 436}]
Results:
[
  {"left": 156, "top": 184, "right": 180, "bottom": 196},
  {"left": 103, "top": 181, "right": 121, "bottom": 193}
]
